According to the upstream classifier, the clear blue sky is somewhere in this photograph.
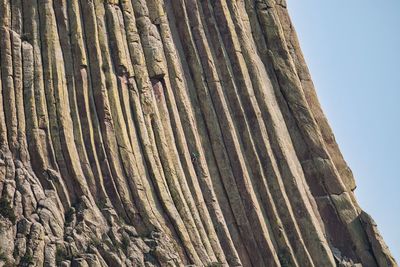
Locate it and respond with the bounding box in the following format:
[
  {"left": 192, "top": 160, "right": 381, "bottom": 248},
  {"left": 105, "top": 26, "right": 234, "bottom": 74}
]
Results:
[{"left": 287, "top": 0, "right": 400, "bottom": 261}]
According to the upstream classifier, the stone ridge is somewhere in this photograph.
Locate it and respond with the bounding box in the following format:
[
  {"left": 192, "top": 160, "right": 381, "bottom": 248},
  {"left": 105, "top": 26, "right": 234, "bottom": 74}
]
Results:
[{"left": 0, "top": 0, "right": 396, "bottom": 266}]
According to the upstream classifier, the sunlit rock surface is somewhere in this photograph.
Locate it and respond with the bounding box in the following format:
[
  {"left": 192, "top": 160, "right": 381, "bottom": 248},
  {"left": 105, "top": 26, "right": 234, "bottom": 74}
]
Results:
[{"left": 0, "top": 0, "right": 396, "bottom": 266}]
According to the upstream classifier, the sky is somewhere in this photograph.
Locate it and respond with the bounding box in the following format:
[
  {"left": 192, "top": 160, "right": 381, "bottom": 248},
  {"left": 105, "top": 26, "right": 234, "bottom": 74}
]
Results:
[{"left": 287, "top": 0, "right": 400, "bottom": 262}]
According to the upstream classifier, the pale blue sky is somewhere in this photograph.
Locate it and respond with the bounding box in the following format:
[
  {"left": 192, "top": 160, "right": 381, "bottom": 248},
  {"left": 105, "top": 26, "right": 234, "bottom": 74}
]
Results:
[{"left": 287, "top": 0, "right": 400, "bottom": 261}]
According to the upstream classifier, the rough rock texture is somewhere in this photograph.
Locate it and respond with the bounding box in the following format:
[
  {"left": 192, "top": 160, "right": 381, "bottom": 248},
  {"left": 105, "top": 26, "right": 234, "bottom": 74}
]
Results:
[{"left": 0, "top": 0, "right": 397, "bottom": 266}]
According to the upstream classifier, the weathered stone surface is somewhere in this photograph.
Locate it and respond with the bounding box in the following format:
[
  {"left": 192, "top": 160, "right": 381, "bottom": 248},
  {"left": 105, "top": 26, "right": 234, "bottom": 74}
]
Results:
[{"left": 0, "top": 0, "right": 396, "bottom": 266}]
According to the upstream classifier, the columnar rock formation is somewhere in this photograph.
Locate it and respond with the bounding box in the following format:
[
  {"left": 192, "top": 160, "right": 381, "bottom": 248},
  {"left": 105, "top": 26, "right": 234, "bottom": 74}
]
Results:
[{"left": 0, "top": 0, "right": 396, "bottom": 266}]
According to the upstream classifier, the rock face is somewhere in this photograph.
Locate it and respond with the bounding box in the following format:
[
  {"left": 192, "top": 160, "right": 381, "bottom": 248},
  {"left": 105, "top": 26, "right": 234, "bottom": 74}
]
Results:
[{"left": 0, "top": 0, "right": 396, "bottom": 266}]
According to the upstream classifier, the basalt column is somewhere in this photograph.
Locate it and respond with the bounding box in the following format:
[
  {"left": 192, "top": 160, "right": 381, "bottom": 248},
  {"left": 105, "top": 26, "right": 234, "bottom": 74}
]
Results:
[{"left": 0, "top": 0, "right": 396, "bottom": 266}]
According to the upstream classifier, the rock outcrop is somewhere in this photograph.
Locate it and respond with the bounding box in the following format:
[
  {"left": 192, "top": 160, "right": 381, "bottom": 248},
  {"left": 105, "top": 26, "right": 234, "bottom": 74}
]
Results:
[{"left": 0, "top": 0, "right": 396, "bottom": 266}]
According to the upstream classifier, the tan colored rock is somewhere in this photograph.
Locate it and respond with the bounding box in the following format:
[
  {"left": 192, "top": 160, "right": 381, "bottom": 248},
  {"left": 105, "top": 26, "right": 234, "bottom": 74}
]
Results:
[{"left": 0, "top": 0, "right": 395, "bottom": 266}]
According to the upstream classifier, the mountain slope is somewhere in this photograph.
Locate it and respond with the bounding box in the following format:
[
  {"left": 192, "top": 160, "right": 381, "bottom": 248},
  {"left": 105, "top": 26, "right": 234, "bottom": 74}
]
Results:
[{"left": 0, "top": 0, "right": 396, "bottom": 266}]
